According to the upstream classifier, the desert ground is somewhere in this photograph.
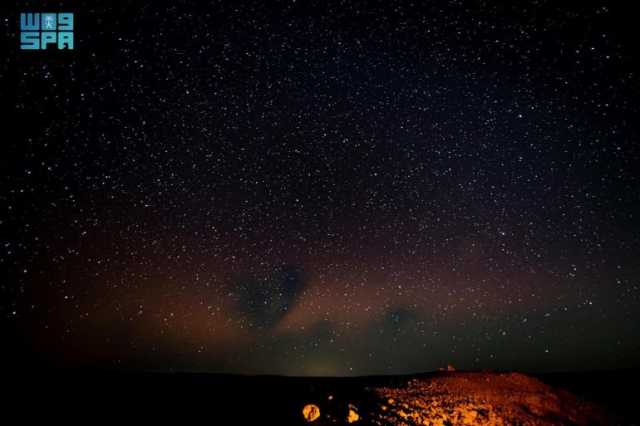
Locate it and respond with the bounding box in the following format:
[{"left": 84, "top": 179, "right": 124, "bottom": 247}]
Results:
[{"left": 6, "top": 369, "right": 637, "bottom": 425}]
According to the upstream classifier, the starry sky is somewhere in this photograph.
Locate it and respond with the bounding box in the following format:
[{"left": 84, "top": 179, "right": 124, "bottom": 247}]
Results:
[{"left": 2, "top": 1, "right": 640, "bottom": 376}]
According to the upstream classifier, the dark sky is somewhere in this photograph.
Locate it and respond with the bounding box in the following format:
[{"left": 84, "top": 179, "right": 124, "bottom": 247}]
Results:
[{"left": 2, "top": 1, "right": 640, "bottom": 375}]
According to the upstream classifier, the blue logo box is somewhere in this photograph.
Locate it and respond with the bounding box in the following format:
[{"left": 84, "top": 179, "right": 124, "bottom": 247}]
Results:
[{"left": 20, "top": 13, "right": 74, "bottom": 50}]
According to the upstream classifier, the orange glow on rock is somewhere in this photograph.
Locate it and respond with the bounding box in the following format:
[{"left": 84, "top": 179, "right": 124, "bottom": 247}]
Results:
[
  {"left": 302, "top": 404, "right": 320, "bottom": 422},
  {"left": 347, "top": 404, "right": 360, "bottom": 423}
]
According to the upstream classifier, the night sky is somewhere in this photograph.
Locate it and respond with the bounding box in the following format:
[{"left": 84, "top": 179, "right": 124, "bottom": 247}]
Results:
[{"left": 2, "top": 1, "right": 640, "bottom": 376}]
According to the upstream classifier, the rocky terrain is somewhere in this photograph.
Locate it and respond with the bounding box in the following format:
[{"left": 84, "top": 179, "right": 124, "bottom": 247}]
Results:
[
  {"left": 6, "top": 369, "right": 634, "bottom": 425},
  {"left": 367, "top": 372, "right": 610, "bottom": 425}
]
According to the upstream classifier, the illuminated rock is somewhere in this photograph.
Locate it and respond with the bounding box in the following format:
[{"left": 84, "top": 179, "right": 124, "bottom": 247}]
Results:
[
  {"left": 347, "top": 403, "right": 360, "bottom": 423},
  {"left": 302, "top": 404, "right": 321, "bottom": 422}
]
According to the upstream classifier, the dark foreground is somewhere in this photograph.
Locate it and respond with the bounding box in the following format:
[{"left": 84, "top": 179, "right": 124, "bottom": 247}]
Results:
[{"left": 6, "top": 369, "right": 638, "bottom": 425}]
